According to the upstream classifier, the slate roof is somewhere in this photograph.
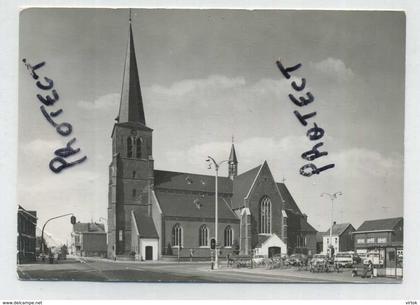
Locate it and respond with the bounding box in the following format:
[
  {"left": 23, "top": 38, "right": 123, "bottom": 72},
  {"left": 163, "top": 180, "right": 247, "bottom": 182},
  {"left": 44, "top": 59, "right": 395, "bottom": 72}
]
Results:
[
  {"left": 154, "top": 170, "right": 233, "bottom": 194},
  {"left": 73, "top": 222, "right": 105, "bottom": 233},
  {"left": 300, "top": 216, "right": 317, "bottom": 233},
  {"left": 231, "top": 164, "right": 262, "bottom": 209},
  {"left": 154, "top": 190, "right": 239, "bottom": 220},
  {"left": 255, "top": 235, "right": 271, "bottom": 248},
  {"left": 229, "top": 144, "right": 238, "bottom": 163},
  {"left": 323, "top": 223, "right": 354, "bottom": 236},
  {"left": 117, "top": 22, "right": 146, "bottom": 124},
  {"left": 356, "top": 217, "right": 403, "bottom": 232},
  {"left": 276, "top": 183, "right": 302, "bottom": 215},
  {"left": 132, "top": 209, "right": 159, "bottom": 239}
]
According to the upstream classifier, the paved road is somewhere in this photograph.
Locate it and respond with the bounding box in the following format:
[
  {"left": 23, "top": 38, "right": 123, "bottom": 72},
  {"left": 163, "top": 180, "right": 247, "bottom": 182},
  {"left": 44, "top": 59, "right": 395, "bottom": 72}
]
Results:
[{"left": 17, "top": 258, "right": 402, "bottom": 283}]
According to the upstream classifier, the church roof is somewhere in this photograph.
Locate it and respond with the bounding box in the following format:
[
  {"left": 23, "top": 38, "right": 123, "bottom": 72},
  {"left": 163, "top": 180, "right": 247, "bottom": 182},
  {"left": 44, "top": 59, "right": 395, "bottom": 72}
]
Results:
[
  {"left": 132, "top": 209, "right": 159, "bottom": 239},
  {"left": 229, "top": 144, "right": 238, "bottom": 164},
  {"left": 276, "top": 183, "right": 303, "bottom": 215},
  {"left": 300, "top": 217, "right": 317, "bottom": 233},
  {"left": 117, "top": 21, "right": 146, "bottom": 124},
  {"left": 154, "top": 170, "right": 233, "bottom": 194},
  {"left": 231, "top": 164, "right": 262, "bottom": 209},
  {"left": 154, "top": 190, "right": 239, "bottom": 220}
]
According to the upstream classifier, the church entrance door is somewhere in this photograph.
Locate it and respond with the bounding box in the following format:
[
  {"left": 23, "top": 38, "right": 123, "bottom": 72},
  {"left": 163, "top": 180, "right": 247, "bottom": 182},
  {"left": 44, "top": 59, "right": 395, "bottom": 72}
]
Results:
[
  {"left": 145, "top": 246, "right": 153, "bottom": 260},
  {"left": 268, "top": 246, "right": 281, "bottom": 258}
]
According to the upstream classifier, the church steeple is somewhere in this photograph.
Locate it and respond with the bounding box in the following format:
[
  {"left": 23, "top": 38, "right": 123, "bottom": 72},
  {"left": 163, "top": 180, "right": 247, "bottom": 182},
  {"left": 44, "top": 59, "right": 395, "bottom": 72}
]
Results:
[
  {"left": 117, "top": 10, "right": 146, "bottom": 124},
  {"left": 228, "top": 136, "right": 238, "bottom": 180}
]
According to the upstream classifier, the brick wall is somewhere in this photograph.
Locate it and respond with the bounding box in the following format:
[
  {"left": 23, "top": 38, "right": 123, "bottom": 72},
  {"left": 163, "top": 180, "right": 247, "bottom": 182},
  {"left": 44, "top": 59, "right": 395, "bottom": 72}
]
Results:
[
  {"left": 246, "top": 163, "right": 284, "bottom": 248},
  {"left": 163, "top": 218, "right": 240, "bottom": 257},
  {"left": 82, "top": 233, "right": 107, "bottom": 256}
]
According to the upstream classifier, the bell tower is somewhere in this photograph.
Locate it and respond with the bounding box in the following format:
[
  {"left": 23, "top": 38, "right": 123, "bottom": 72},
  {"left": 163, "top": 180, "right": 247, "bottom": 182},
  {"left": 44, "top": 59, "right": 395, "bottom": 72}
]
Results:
[{"left": 107, "top": 11, "right": 154, "bottom": 257}]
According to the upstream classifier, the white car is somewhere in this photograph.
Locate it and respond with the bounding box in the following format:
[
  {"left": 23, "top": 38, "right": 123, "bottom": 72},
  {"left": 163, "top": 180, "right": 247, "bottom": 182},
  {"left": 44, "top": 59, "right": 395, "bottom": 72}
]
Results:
[
  {"left": 252, "top": 255, "right": 266, "bottom": 265},
  {"left": 334, "top": 252, "right": 353, "bottom": 267}
]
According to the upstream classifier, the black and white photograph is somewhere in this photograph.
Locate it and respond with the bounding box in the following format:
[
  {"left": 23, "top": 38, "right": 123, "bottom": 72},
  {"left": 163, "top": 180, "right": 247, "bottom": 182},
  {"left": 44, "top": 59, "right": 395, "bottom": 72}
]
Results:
[{"left": 16, "top": 8, "right": 405, "bottom": 283}]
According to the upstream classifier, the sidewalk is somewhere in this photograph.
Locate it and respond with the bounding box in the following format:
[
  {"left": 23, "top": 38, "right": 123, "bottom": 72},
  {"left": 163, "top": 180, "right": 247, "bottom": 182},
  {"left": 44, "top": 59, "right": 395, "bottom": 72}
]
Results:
[
  {"left": 73, "top": 255, "right": 211, "bottom": 265},
  {"left": 197, "top": 264, "right": 403, "bottom": 283}
]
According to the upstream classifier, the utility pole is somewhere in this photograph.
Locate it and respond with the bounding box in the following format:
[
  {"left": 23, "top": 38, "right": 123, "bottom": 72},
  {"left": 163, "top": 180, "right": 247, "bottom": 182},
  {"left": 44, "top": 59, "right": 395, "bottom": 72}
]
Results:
[
  {"left": 321, "top": 192, "right": 342, "bottom": 258},
  {"left": 207, "top": 156, "right": 229, "bottom": 270}
]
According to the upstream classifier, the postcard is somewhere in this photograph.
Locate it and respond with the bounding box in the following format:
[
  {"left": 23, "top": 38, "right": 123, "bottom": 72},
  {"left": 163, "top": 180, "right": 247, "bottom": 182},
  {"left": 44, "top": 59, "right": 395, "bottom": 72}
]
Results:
[{"left": 17, "top": 8, "right": 405, "bottom": 283}]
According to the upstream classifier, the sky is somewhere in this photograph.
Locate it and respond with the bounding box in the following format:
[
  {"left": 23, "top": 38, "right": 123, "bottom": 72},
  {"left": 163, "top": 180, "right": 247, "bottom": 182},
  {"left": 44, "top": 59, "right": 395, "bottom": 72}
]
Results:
[{"left": 18, "top": 8, "right": 405, "bottom": 244}]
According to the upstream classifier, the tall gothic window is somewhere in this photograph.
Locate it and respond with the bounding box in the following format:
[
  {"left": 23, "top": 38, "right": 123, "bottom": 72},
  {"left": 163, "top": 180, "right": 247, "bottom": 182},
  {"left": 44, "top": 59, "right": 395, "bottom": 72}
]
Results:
[
  {"left": 260, "top": 196, "right": 272, "bottom": 234},
  {"left": 172, "top": 224, "right": 183, "bottom": 247},
  {"left": 224, "top": 226, "right": 233, "bottom": 247},
  {"left": 136, "top": 137, "right": 142, "bottom": 159},
  {"left": 127, "top": 137, "right": 133, "bottom": 158},
  {"left": 199, "top": 225, "right": 209, "bottom": 247}
]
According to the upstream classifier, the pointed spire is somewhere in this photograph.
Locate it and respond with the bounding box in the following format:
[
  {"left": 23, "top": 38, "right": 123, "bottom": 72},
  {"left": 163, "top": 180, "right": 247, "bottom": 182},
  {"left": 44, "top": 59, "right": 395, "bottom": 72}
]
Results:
[
  {"left": 228, "top": 137, "right": 238, "bottom": 180},
  {"left": 117, "top": 9, "right": 146, "bottom": 125},
  {"left": 229, "top": 138, "right": 238, "bottom": 164}
]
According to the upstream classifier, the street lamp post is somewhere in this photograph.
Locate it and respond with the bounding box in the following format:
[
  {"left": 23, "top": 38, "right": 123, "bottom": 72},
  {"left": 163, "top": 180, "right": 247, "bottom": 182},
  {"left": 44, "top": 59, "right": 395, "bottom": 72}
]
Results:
[
  {"left": 207, "top": 156, "right": 229, "bottom": 270},
  {"left": 41, "top": 213, "right": 74, "bottom": 255},
  {"left": 320, "top": 192, "right": 342, "bottom": 258}
]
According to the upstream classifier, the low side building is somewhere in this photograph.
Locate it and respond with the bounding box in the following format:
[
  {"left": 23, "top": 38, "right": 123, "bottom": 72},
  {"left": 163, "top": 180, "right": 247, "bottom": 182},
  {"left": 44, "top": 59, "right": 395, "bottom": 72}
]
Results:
[
  {"left": 322, "top": 222, "right": 355, "bottom": 255},
  {"left": 353, "top": 217, "right": 403, "bottom": 277},
  {"left": 71, "top": 222, "right": 107, "bottom": 257},
  {"left": 17, "top": 205, "right": 37, "bottom": 264}
]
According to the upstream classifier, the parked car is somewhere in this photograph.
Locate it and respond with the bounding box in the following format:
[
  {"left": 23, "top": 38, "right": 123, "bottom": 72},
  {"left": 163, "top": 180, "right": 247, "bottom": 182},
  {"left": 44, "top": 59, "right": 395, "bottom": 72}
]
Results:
[
  {"left": 285, "top": 253, "right": 308, "bottom": 266},
  {"left": 252, "top": 255, "right": 266, "bottom": 265},
  {"left": 334, "top": 252, "right": 354, "bottom": 267},
  {"left": 310, "top": 254, "right": 327, "bottom": 265}
]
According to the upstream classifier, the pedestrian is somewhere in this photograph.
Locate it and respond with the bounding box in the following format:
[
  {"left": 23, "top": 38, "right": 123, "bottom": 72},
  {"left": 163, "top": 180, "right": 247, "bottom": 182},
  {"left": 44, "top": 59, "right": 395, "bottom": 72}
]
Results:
[
  {"left": 189, "top": 249, "right": 193, "bottom": 262},
  {"left": 368, "top": 260, "right": 373, "bottom": 278}
]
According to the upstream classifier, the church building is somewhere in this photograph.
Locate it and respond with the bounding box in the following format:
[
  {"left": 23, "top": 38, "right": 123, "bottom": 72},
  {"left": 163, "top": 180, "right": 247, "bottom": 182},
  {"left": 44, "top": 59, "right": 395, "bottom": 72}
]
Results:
[{"left": 107, "top": 16, "right": 317, "bottom": 261}]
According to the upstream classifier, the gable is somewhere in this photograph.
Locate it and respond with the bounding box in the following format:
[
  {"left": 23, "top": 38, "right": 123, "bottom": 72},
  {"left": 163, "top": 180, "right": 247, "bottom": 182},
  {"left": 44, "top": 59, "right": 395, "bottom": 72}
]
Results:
[{"left": 246, "top": 161, "right": 282, "bottom": 207}]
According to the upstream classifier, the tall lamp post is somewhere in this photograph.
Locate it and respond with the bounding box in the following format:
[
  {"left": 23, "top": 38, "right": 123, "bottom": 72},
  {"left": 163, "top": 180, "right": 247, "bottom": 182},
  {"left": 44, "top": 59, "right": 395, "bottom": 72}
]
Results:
[
  {"left": 321, "top": 192, "right": 342, "bottom": 258},
  {"left": 206, "top": 156, "right": 229, "bottom": 270},
  {"left": 41, "top": 213, "right": 74, "bottom": 255}
]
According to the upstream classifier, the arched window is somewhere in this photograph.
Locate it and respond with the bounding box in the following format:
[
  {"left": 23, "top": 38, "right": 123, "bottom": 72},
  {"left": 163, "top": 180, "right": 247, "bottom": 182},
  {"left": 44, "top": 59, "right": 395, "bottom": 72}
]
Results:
[
  {"left": 136, "top": 137, "right": 142, "bottom": 159},
  {"left": 199, "top": 225, "right": 209, "bottom": 247},
  {"left": 127, "top": 137, "right": 133, "bottom": 158},
  {"left": 224, "top": 226, "right": 233, "bottom": 247},
  {"left": 172, "top": 224, "right": 183, "bottom": 247},
  {"left": 260, "top": 196, "right": 272, "bottom": 234}
]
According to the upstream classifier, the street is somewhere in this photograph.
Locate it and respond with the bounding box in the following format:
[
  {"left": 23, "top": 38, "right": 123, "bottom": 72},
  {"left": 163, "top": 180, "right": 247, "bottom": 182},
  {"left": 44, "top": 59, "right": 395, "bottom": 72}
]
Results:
[{"left": 17, "top": 257, "right": 402, "bottom": 283}]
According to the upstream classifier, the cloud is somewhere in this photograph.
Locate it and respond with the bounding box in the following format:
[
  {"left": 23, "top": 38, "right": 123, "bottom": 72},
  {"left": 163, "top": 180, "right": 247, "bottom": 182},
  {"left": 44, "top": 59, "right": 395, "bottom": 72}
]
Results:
[
  {"left": 309, "top": 57, "right": 355, "bottom": 82},
  {"left": 149, "top": 75, "right": 246, "bottom": 97},
  {"left": 335, "top": 148, "right": 403, "bottom": 178},
  {"left": 21, "top": 138, "right": 63, "bottom": 156},
  {"left": 159, "top": 135, "right": 310, "bottom": 177},
  {"left": 77, "top": 93, "right": 120, "bottom": 111}
]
